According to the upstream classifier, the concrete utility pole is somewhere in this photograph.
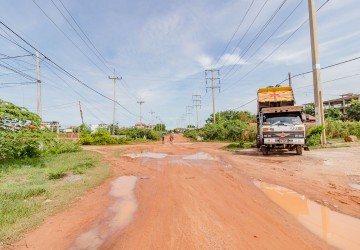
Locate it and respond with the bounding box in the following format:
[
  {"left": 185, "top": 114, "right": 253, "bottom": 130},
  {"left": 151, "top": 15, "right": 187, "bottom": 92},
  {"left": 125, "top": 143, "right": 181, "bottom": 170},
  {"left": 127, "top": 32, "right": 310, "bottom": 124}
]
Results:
[
  {"left": 137, "top": 98, "right": 145, "bottom": 124},
  {"left": 186, "top": 106, "right": 193, "bottom": 128},
  {"left": 78, "top": 101, "right": 84, "bottom": 124},
  {"left": 192, "top": 95, "right": 201, "bottom": 129},
  {"left": 36, "top": 49, "right": 42, "bottom": 119},
  {"left": 108, "top": 70, "right": 122, "bottom": 135},
  {"left": 308, "top": 0, "right": 326, "bottom": 144},
  {"left": 205, "top": 69, "right": 220, "bottom": 124}
]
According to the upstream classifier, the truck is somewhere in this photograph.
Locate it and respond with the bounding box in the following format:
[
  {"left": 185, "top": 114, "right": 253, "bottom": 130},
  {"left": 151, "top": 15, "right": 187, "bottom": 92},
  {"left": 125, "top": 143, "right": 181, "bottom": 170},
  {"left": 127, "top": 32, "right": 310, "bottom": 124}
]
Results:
[{"left": 256, "top": 85, "right": 308, "bottom": 155}]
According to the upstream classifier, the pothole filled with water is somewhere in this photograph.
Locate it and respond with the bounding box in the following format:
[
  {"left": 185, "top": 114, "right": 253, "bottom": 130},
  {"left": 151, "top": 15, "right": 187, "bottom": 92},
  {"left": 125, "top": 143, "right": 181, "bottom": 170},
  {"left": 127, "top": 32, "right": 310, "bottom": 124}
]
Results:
[
  {"left": 123, "top": 152, "right": 168, "bottom": 159},
  {"left": 182, "top": 152, "right": 217, "bottom": 161},
  {"left": 348, "top": 183, "right": 360, "bottom": 190},
  {"left": 253, "top": 180, "right": 360, "bottom": 250},
  {"left": 71, "top": 176, "right": 138, "bottom": 249}
]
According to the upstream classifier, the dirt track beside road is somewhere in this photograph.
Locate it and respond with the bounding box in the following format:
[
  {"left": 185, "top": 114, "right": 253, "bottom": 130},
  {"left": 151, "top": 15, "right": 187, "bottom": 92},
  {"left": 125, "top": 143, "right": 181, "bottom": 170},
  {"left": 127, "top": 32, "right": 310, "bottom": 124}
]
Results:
[{"left": 12, "top": 135, "right": 360, "bottom": 249}]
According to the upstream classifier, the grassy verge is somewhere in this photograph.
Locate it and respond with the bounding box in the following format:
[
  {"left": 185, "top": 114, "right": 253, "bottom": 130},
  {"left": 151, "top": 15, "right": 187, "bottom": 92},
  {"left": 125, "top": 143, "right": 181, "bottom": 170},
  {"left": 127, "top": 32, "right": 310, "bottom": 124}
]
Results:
[{"left": 0, "top": 151, "right": 111, "bottom": 245}]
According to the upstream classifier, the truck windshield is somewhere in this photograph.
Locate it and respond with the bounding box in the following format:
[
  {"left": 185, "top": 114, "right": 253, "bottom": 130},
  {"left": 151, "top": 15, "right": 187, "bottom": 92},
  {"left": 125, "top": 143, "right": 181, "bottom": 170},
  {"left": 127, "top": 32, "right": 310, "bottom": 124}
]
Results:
[{"left": 263, "top": 113, "right": 302, "bottom": 125}]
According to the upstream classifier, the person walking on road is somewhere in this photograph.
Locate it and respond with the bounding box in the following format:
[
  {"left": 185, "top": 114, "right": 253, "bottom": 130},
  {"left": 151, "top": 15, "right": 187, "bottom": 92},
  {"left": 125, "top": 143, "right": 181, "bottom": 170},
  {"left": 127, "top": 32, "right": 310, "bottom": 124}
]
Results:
[
  {"left": 161, "top": 132, "right": 165, "bottom": 144},
  {"left": 170, "top": 131, "right": 174, "bottom": 144}
]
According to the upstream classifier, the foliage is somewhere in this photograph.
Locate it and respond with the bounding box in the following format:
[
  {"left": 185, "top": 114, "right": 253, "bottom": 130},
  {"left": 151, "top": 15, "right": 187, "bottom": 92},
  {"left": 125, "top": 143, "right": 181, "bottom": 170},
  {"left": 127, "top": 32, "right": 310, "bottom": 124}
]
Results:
[
  {"left": 0, "top": 99, "right": 41, "bottom": 129},
  {"left": 304, "top": 103, "right": 315, "bottom": 116},
  {"left": 324, "top": 108, "right": 342, "bottom": 120},
  {"left": 154, "top": 123, "right": 166, "bottom": 131},
  {"left": 0, "top": 130, "right": 80, "bottom": 162},
  {"left": 306, "top": 125, "right": 325, "bottom": 146},
  {"left": 79, "top": 130, "right": 118, "bottom": 145},
  {"left": 184, "top": 129, "right": 202, "bottom": 140},
  {"left": 118, "top": 127, "right": 161, "bottom": 140},
  {"left": 346, "top": 100, "right": 360, "bottom": 121},
  {"left": 326, "top": 121, "right": 360, "bottom": 138},
  {"left": 205, "top": 110, "right": 255, "bottom": 124}
]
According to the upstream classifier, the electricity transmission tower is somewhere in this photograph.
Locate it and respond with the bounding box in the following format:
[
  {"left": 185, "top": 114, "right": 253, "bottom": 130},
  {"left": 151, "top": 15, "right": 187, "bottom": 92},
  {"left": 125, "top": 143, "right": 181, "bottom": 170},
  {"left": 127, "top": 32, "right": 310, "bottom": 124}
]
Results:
[
  {"left": 109, "top": 70, "right": 122, "bottom": 135},
  {"left": 137, "top": 98, "right": 145, "bottom": 124},
  {"left": 186, "top": 106, "right": 193, "bottom": 129},
  {"left": 205, "top": 69, "right": 220, "bottom": 124},
  {"left": 192, "top": 95, "right": 201, "bottom": 129},
  {"left": 149, "top": 111, "right": 155, "bottom": 126}
]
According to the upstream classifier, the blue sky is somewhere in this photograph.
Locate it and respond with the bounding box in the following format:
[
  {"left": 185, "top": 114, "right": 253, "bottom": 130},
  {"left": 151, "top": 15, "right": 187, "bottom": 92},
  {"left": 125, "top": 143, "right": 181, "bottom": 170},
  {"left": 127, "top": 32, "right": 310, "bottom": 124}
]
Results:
[{"left": 0, "top": 0, "right": 359, "bottom": 129}]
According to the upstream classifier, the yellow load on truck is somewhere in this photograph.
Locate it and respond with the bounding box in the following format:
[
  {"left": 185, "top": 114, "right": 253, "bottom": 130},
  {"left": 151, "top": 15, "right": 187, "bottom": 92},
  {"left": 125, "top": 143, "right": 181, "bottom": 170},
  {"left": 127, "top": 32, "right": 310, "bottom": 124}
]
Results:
[{"left": 257, "top": 86, "right": 295, "bottom": 112}]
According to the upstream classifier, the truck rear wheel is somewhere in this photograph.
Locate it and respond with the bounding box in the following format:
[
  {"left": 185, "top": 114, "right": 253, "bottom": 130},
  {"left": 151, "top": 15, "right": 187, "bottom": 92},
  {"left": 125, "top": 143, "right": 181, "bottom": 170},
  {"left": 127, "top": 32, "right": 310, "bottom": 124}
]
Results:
[{"left": 296, "top": 145, "right": 302, "bottom": 155}]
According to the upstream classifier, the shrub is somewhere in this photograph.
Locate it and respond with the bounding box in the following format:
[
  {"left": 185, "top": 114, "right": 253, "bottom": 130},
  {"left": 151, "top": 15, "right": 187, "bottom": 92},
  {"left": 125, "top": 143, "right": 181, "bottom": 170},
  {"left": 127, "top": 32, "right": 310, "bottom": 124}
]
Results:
[{"left": 306, "top": 125, "right": 325, "bottom": 146}]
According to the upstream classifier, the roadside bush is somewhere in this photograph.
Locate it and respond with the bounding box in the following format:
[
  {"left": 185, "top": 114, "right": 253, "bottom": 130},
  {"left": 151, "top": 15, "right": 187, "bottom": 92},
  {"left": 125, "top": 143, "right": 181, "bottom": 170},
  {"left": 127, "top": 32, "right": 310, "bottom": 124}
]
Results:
[
  {"left": 306, "top": 125, "right": 325, "bottom": 146},
  {"left": 184, "top": 129, "right": 202, "bottom": 140},
  {"left": 202, "top": 123, "right": 227, "bottom": 140},
  {"left": 117, "top": 128, "right": 161, "bottom": 141},
  {"left": 0, "top": 130, "right": 81, "bottom": 162},
  {"left": 79, "top": 130, "right": 118, "bottom": 145}
]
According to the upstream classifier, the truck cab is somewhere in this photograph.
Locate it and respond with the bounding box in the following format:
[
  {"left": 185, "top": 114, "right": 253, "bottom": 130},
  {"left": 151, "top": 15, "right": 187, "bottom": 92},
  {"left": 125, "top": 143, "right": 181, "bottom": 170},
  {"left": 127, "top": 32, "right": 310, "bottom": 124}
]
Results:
[{"left": 258, "top": 106, "right": 307, "bottom": 155}]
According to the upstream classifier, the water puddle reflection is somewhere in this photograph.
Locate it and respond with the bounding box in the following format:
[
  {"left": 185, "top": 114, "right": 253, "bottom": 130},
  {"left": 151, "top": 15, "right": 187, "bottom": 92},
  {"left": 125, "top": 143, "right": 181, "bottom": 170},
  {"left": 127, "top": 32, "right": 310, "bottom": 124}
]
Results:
[
  {"left": 183, "top": 152, "right": 217, "bottom": 161},
  {"left": 348, "top": 183, "right": 360, "bottom": 190},
  {"left": 71, "top": 176, "right": 137, "bottom": 249},
  {"left": 123, "top": 152, "right": 168, "bottom": 159},
  {"left": 253, "top": 181, "right": 360, "bottom": 250}
]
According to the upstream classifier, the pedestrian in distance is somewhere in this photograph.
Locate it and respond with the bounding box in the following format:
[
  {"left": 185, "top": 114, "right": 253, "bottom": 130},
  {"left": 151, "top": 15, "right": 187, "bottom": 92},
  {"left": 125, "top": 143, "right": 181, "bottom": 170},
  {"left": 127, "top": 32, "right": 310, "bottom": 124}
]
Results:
[
  {"left": 161, "top": 132, "right": 165, "bottom": 144},
  {"left": 170, "top": 131, "right": 174, "bottom": 144}
]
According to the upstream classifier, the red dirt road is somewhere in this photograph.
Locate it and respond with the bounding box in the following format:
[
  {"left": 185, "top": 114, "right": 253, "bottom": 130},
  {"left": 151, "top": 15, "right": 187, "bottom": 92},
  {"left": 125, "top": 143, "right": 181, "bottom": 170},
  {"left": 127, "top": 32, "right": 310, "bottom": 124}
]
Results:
[{"left": 12, "top": 135, "right": 360, "bottom": 249}]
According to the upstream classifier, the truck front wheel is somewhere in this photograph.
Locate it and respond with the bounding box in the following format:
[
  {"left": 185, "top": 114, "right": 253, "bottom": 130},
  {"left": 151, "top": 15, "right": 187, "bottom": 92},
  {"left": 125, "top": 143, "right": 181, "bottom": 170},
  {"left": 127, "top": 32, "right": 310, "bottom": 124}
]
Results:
[
  {"left": 296, "top": 145, "right": 302, "bottom": 155},
  {"left": 262, "top": 146, "right": 269, "bottom": 156}
]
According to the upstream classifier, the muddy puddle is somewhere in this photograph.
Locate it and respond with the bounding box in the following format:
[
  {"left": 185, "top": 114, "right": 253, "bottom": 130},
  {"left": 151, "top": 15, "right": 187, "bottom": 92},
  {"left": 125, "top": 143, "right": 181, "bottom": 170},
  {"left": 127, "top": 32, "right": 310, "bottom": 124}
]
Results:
[
  {"left": 254, "top": 181, "right": 360, "bottom": 250},
  {"left": 123, "top": 152, "right": 168, "bottom": 159},
  {"left": 70, "top": 176, "right": 138, "bottom": 249},
  {"left": 183, "top": 152, "right": 217, "bottom": 161},
  {"left": 348, "top": 183, "right": 360, "bottom": 190}
]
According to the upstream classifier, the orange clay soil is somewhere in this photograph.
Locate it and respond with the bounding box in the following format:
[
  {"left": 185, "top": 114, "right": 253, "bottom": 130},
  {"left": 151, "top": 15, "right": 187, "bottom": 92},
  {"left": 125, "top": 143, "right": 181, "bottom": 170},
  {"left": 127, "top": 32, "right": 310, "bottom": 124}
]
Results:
[{"left": 12, "top": 134, "right": 360, "bottom": 249}]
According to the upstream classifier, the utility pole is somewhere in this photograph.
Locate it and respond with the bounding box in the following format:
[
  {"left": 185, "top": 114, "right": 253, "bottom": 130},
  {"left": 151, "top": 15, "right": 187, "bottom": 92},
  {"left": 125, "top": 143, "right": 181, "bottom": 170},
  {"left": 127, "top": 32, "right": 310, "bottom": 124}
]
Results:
[
  {"left": 288, "top": 72, "right": 292, "bottom": 87},
  {"left": 186, "top": 106, "right": 193, "bottom": 129},
  {"left": 192, "top": 95, "right": 201, "bottom": 129},
  {"left": 308, "top": 0, "right": 326, "bottom": 144},
  {"left": 36, "top": 49, "right": 42, "bottom": 119},
  {"left": 205, "top": 69, "right": 220, "bottom": 124},
  {"left": 108, "top": 70, "right": 122, "bottom": 135},
  {"left": 78, "top": 101, "right": 84, "bottom": 124},
  {"left": 149, "top": 111, "right": 155, "bottom": 128},
  {"left": 137, "top": 98, "right": 145, "bottom": 124}
]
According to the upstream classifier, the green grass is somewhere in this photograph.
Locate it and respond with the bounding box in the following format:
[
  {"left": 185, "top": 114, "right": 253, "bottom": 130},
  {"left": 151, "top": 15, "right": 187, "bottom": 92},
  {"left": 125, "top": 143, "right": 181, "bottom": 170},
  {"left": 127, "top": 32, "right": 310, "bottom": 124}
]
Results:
[{"left": 0, "top": 151, "right": 111, "bottom": 244}]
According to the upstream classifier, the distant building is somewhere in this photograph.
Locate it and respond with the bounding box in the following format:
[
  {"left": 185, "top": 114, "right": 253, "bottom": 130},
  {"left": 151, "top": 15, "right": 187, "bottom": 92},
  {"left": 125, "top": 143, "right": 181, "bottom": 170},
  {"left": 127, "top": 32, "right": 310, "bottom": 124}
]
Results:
[
  {"left": 134, "top": 123, "right": 155, "bottom": 129},
  {"left": 42, "top": 121, "right": 60, "bottom": 133},
  {"left": 304, "top": 93, "right": 359, "bottom": 116},
  {"left": 90, "top": 123, "right": 110, "bottom": 133}
]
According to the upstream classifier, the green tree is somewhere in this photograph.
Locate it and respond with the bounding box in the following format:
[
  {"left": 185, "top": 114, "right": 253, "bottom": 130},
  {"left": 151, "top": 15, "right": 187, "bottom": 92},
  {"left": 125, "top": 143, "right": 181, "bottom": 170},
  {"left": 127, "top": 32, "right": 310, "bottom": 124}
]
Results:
[
  {"left": 205, "top": 110, "right": 254, "bottom": 124},
  {"left": 324, "top": 108, "right": 342, "bottom": 120},
  {"left": 346, "top": 100, "right": 360, "bottom": 121},
  {"left": 304, "top": 103, "right": 315, "bottom": 116},
  {"left": 0, "top": 99, "right": 41, "bottom": 129}
]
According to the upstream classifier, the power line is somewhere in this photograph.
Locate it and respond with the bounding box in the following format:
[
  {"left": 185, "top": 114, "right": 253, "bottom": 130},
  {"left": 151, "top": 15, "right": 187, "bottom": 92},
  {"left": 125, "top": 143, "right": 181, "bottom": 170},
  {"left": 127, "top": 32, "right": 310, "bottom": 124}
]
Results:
[
  {"left": 213, "top": 0, "right": 255, "bottom": 67},
  {"left": 31, "top": 0, "right": 108, "bottom": 76},
  {"left": 222, "top": 0, "right": 288, "bottom": 79},
  {"left": 0, "top": 54, "right": 33, "bottom": 60},
  {"left": 0, "top": 20, "right": 138, "bottom": 118},
  {"left": 49, "top": 0, "right": 113, "bottom": 74},
  {"left": 58, "top": 0, "right": 114, "bottom": 73},
  {"left": 220, "top": 0, "right": 269, "bottom": 72},
  {"left": 222, "top": 0, "right": 331, "bottom": 93}
]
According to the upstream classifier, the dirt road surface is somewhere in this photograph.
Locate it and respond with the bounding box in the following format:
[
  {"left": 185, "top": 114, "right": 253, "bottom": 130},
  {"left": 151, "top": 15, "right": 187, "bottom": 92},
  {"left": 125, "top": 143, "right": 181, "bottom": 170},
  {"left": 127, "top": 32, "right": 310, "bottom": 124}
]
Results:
[{"left": 12, "top": 135, "right": 360, "bottom": 249}]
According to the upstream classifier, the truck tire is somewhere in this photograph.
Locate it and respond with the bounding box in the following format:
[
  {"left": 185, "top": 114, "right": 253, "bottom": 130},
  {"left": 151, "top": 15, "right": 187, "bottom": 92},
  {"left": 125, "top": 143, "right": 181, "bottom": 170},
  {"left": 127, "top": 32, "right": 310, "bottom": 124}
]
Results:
[
  {"left": 296, "top": 145, "right": 302, "bottom": 155},
  {"left": 262, "top": 146, "right": 269, "bottom": 156}
]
